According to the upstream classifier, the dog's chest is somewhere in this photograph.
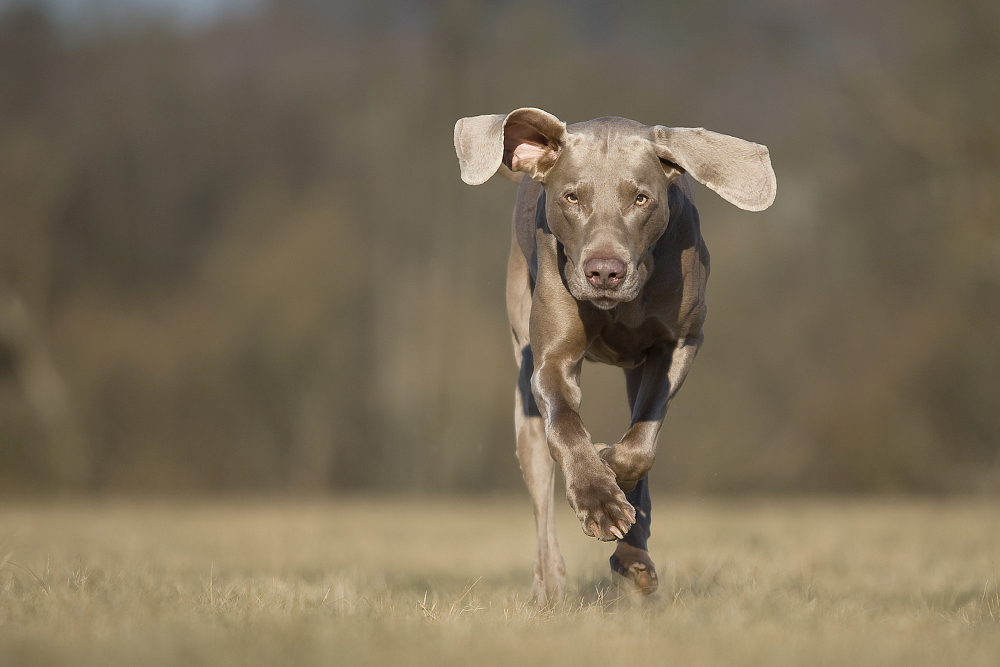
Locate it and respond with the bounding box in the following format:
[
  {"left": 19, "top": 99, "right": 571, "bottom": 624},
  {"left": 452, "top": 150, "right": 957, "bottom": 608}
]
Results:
[{"left": 583, "top": 313, "right": 676, "bottom": 368}]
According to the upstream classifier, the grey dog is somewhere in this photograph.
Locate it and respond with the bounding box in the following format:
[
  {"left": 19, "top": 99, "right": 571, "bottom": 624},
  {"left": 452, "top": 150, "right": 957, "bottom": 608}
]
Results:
[{"left": 454, "top": 108, "right": 776, "bottom": 605}]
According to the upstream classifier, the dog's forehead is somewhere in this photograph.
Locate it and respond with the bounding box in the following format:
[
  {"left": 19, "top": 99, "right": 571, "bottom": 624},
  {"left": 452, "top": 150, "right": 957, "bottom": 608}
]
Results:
[
  {"left": 566, "top": 115, "right": 649, "bottom": 136},
  {"left": 560, "top": 117, "right": 658, "bottom": 178}
]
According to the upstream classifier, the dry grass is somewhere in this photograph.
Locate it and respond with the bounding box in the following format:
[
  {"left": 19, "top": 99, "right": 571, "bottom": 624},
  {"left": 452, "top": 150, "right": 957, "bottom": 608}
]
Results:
[{"left": 1, "top": 497, "right": 999, "bottom": 666}]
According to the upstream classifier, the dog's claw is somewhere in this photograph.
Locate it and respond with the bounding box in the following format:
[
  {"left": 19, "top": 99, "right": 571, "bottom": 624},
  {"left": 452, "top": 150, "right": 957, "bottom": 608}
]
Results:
[{"left": 567, "top": 457, "right": 637, "bottom": 542}]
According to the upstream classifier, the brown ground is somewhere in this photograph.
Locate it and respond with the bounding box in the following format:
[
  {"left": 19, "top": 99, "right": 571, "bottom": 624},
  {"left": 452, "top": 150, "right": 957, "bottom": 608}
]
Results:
[{"left": 2, "top": 497, "right": 999, "bottom": 666}]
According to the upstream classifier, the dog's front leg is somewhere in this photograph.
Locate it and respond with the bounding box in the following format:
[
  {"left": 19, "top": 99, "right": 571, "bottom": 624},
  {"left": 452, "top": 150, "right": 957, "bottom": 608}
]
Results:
[
  {"left": 599, "top": 336, "right": 702, "bottom": 492},
  {"left": 530, "top": 349, "right": 637, "bottom": 542},
  {"left": 528, "top": 229, "right": 636, "bottom": 542},
  {"left": 527, "top": 302, "right": 636, "bottom": 542}
]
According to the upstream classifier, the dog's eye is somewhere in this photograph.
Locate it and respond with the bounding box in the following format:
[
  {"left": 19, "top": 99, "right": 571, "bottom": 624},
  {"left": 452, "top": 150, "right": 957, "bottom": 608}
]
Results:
[
  {"left": 565, "top": 192, "right": 579, "bottom": 204},
  {"left": 634, "top": 193, "right": 649, "bottom": 206}
]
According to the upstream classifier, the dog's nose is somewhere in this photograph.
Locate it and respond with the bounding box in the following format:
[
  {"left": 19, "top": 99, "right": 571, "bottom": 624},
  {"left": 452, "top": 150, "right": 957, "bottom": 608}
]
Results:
[{"left": 583, "top": 257, "right": 626, "bottom": 290}]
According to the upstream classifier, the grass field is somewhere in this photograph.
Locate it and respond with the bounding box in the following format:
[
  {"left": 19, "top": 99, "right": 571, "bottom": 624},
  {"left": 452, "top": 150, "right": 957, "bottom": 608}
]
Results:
[{"left": 2, "top": 497, "right": 999, "bottom": 666}]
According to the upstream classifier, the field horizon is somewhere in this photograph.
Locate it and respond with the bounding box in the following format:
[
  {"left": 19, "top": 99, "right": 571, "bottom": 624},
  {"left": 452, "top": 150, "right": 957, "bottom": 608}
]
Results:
[{"left": 2, "top": 496, "right": 999, "bottom": 666}]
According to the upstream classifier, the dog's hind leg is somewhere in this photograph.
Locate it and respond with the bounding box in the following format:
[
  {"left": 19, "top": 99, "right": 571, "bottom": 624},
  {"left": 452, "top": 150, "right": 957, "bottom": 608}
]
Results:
[{"left": 514, "top": 344, "right": 565, "bottom": 606}]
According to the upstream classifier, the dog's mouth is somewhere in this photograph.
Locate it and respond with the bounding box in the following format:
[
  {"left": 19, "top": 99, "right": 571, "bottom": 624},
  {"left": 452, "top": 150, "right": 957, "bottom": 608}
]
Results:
[
  {"left": 588, "top": 294, "right": 626, "bottom": 310},
  {"left": 568, "top": 278, "right": 641, "bottom": 309}
]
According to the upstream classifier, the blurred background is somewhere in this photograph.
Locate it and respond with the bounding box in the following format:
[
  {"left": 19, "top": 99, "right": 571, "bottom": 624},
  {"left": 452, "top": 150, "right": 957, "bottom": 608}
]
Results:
[{"left": 0, "top": 0, "right": 997, "bottom": 497}]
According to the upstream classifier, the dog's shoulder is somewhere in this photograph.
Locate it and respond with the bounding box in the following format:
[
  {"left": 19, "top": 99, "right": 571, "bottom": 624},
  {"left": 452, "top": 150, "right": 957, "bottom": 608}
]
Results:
[
  {"left": 675, "top": 173, "right": 696, "bottom": 204},
  {"left": 662, "top": 175, "right": 704, "bottom": 252},
  {"left": 513, "top": 176, "right": 545, "bottom": 279}
]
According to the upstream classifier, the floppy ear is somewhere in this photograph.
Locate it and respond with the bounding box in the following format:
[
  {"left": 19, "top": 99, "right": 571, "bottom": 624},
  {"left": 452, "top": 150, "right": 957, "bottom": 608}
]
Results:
[
  {"left": 454, "top": 108, "right": 567, "bottom": 185},
  {"left": 652, "top": 126, "right": 776, "bottom": 211}
]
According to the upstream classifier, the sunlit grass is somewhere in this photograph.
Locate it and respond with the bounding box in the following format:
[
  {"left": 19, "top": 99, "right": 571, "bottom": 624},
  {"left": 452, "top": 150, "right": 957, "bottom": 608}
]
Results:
[{"left": 2, "top": 497, "right": 1000, "bottom": 666}]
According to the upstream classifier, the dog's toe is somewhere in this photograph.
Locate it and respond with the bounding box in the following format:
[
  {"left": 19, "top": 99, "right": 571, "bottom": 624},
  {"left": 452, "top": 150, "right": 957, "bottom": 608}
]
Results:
[
  {"left": 628, "top": 562, "right": 658, "bottom": 594},
  {"left": 567, "top": 465, "right": 636, "bottom": 542}
]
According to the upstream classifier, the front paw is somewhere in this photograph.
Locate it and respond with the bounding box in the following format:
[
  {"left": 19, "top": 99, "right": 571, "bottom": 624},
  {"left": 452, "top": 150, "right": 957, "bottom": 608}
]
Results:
[{"left": 565, "top": 460, "right": 636, "bottom": 542}]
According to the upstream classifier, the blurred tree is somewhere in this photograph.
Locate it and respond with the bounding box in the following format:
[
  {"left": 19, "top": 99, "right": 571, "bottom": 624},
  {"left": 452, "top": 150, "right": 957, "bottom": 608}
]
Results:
[{"left": 0, "top": 0, "right": 996, "bottom": 494}]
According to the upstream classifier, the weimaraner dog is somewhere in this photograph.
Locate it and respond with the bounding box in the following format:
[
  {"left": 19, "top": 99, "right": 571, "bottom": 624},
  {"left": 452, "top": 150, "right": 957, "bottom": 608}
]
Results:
[{"left": 454, "top": 108, "right": 776, "bottom": 605}]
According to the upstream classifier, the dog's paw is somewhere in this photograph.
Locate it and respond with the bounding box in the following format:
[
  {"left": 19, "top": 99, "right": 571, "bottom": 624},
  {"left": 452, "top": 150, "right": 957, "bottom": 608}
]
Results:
[
  {"left": 565, "top": 460, "right": 636, "bottom": 541},
  {"left": 610, "top": 542, "right": 658, "bottom": 595}
]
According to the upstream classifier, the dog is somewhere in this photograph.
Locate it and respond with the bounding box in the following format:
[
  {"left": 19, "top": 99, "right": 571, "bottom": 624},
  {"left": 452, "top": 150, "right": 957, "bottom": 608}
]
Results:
[{"left": 454, "top": 108, "right": 776, "bottom": 605}]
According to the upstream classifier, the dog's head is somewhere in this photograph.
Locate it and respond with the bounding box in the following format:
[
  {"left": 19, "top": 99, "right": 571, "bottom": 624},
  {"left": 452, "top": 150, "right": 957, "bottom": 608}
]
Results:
[{"left": 454, "top": 108, "right": 776, "bottom": 309}]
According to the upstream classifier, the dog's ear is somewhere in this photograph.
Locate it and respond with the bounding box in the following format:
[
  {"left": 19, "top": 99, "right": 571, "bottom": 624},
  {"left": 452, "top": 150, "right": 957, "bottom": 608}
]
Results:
[
  {"left": 652, "top": 127, "right": 776, "bottom": 211},
  {"left": 454, "top": 108, "right": 567, "bottom": 185}
]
